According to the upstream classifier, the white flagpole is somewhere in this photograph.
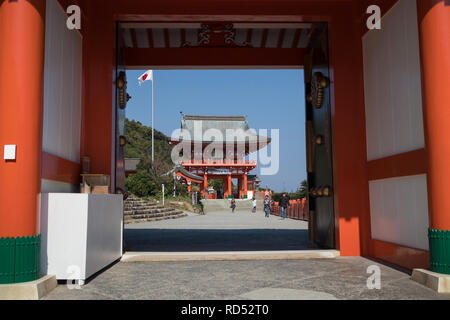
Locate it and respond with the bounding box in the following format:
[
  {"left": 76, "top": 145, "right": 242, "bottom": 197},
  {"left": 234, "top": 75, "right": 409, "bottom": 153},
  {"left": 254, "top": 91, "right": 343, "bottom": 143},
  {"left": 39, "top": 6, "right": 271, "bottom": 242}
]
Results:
[
  {"left": 152, "top": 72, "right": 154, "bottom": 163},
  {"left": 139, "top": 69, "right": 155, "bottom": 162}
]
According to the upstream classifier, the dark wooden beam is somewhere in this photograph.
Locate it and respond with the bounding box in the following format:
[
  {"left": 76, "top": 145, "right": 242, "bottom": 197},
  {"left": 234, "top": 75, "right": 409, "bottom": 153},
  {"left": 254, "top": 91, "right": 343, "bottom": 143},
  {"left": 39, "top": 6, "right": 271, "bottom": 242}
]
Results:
[
  {"left": 123, "top": 47, "right": 306, "bottom": 67},
  {"left": 291, "top": 28, "right": 302, "bottom": 48},
  {"left": 130, "top": 29, "right": 138, "bottom": 48},
  {"left": 261, "top": 28, "right": 269, "bottom": 48},
  {"left": 277, "top": 28, "right": 286, "bottom": 48},
  {"left": 147, "top": 29, "right": 154, "bottom": 48}
]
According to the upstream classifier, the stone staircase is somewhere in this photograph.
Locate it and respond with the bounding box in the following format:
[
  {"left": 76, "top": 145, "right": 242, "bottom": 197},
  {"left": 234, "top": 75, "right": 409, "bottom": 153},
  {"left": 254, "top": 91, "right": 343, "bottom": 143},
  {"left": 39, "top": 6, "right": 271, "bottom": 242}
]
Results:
[{"left": 124, "top": 195, "right": 187, "bottom": 224}]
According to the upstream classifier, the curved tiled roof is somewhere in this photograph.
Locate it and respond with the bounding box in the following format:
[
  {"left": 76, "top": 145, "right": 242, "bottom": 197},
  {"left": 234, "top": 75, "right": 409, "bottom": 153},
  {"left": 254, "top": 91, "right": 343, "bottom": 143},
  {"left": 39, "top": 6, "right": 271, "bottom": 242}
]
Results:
[{"left": 171, "top": 114, "right": 271, "bottom": 145}]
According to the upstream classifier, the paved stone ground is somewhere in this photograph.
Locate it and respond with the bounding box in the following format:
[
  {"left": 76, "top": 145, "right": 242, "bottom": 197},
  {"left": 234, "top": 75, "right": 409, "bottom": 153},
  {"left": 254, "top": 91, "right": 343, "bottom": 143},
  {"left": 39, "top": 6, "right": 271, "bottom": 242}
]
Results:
[
  {"left": 124, "top": 210, "right": 310, "bottom": 252},
  {"left": 43, "top": 258, "right": 450, "bottom": 300},
  {"left": 41, "top": 210, "right": 450, "bottom": 300}
]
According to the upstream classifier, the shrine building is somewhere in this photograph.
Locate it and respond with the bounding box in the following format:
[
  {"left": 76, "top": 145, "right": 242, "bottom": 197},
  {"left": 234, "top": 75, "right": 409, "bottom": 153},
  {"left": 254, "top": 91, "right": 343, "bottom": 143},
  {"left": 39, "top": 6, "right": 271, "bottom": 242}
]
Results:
[{"left": 170, "top": 115, "right": 270, "bottom": 199}]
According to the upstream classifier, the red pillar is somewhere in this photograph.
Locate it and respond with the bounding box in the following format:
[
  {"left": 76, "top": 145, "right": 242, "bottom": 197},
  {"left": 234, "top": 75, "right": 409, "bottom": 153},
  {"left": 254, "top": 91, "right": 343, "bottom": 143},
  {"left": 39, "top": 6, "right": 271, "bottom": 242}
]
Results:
[
  {"left": 0, "top": 0, "right": 46, "bottom": 238},
  {"left": 243, "top": 173, "right": 248, "bottom": 199},
  {"left": 203, "top": 174, "right": 208, "bottom": 197},
  {"left": 82, "top": 1, "right": 114, "bottom": 177},
  {"left": 228, "top": 175, "right": 232, "bottom": 199},
  {"left": 417, "top": 0, "right": 450, "bottom": 232},
  {"left": 329, "top": 6, "right": 371, "bottom": 257},
  {"left": 223, "top": 177, "right": 227, "bottom": 199},
  {"left": 238, "top": 178, "right": 242, "bottom": 199}
]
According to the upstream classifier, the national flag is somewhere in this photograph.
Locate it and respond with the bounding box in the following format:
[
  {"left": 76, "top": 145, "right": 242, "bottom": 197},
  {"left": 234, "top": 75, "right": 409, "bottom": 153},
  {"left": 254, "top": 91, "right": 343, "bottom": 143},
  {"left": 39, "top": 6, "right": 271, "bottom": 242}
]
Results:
[{"left": 138, "top": 70, "right": 153, "bottom": 86}]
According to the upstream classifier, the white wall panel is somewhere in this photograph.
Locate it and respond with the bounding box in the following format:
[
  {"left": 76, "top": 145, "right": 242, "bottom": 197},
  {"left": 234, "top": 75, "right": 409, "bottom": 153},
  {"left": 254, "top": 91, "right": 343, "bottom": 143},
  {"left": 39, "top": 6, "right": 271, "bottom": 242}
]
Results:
[
  {"left": 43, "top": 0, "right": 82, "bottom": 164},
  {"left": 363, "top": 0, "right": 424, "bottom": 161},
  {"left": 41, "top": 179, "right": 78, "bottom": 193},
  {"left": 369, "top": 175, "right": 429, "bottom": 250}
]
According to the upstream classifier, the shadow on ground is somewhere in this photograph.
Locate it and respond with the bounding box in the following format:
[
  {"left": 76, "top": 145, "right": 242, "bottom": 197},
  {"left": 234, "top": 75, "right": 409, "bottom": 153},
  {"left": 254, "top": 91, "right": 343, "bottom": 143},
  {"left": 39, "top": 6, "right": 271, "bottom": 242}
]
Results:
[{"left": 124, "top": 229, "right": 310, "bottom": 252}]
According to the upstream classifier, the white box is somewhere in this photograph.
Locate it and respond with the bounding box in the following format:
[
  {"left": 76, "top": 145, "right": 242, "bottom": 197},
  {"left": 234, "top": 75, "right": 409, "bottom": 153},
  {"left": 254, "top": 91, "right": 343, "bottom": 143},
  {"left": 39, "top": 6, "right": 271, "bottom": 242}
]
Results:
[
  {"left": 3, "top": 145, "right": 16, "bottom": 160},
  {"left": 40, "top": 193, "right": 123, "bottom": 284}
]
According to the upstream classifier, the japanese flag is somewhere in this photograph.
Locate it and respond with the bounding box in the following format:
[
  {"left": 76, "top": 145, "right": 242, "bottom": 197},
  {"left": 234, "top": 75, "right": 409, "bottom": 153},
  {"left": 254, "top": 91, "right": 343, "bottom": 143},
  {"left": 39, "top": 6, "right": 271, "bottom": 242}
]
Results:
[{"left": 138, "top": 70, "right": 153, "bottom": 86}]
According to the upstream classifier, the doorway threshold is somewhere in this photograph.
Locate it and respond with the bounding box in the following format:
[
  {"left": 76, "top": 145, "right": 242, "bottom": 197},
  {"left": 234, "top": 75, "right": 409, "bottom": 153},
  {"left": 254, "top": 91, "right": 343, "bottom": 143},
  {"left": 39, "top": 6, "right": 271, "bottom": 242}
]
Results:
[{"left": 121, "top": 250, "right": 340, "bottom": 262}]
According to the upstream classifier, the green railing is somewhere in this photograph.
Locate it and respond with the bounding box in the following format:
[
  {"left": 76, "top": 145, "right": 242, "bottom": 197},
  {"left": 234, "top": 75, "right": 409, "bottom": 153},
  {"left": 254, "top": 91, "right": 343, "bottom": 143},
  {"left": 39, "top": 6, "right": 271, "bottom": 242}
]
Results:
[
  {"left": 0, "top": 235, "right": 40, "bottom": 284},
  {"left": 429, "top": 229, "right": 450, "bottom": 275}
]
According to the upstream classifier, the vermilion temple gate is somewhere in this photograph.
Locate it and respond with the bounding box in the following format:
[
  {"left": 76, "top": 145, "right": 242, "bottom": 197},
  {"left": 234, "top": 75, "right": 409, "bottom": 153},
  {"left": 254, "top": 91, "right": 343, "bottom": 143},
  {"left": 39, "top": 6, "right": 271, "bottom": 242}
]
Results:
[{"left": 1, "top": 0, "right": 449, "bottom": 284}]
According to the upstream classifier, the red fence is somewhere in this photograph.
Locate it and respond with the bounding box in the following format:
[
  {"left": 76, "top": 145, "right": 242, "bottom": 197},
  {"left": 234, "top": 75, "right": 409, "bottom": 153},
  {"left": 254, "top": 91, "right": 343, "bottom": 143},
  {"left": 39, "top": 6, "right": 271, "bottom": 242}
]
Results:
[{"left": 270, "top": 199, "right": 308, "bottom": 221}]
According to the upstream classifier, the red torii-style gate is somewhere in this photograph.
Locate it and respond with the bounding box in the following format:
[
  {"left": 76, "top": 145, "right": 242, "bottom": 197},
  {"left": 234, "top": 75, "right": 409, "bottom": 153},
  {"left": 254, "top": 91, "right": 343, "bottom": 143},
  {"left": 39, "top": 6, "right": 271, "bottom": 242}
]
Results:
[
  {"left": 170, "top": 115, "right": 269, "bottom": 199},
  {"left": 176, "top": 160, "right": 258, "bottom": 199}
]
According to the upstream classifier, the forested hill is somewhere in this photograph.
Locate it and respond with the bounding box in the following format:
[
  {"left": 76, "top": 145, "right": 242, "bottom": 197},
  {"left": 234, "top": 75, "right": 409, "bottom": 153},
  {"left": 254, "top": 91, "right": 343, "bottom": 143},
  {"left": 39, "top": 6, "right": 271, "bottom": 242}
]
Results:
[
  {"left": 124, "top": 118, "right": 189, "bottom": 198},
  {"left": 125, "top": 118, "right": 173, "bottom": 164}
]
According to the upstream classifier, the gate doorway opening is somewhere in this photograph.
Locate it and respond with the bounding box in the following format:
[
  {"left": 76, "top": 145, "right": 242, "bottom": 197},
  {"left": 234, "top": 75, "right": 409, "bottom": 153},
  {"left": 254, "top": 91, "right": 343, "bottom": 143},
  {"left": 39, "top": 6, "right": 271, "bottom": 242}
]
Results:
[
  {"left": 115, "top": 22, "right": 336, "bottom": 253},
  {"left": 122, "top": 68, "right": 312, "bottom": 253}
]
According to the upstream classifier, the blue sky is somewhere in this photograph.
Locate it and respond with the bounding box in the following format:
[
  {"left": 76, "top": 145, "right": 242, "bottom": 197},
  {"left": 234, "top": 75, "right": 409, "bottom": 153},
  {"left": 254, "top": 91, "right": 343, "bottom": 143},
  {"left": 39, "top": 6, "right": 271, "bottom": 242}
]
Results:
[{"left": 125, "top": 69, "right": 306, "bottom": 192}]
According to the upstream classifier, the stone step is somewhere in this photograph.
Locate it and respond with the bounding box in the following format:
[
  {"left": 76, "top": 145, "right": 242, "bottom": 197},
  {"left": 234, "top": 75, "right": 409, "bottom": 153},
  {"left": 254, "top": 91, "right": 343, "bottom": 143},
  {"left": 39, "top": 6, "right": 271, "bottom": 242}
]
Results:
[
  {"left": 130, "top": 212, "right": 186, "bottom": 220},
  {"left": 124, "top": 201, "right": 157, "bottom": 207},
  {"left": 125, "top": 207, "right": 179, "bottom": 213},
  {"left": 124, "top": 213, "right": 187, "bottom": 224},
  {"left": 123, "top": 195, "right": 188, "bottom": 223},
  {"left": 124, "top": 204, "right": 159, "bottom": 210},
  {"left": 125, "top": 210, "right": 185, "bottom": 220},
  {"left": 125, "top": 197, "right": 155, "bottom": 202},
  {"left": 124, "top": 208, "right": 176, "bottom": 216},
  {"left": 124, "top": 201, "right": 159, "bottom": 206},
  {"left": 125, "top": 201, "right": 158, "bottom": 205},
  {"left": 125, "top": 202, "right": 158, "bottom": 207}
]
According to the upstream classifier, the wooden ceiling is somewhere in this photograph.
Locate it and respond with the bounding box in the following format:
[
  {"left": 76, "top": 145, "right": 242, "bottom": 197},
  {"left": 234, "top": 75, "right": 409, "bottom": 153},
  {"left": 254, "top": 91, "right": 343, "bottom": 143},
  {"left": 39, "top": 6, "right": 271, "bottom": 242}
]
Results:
[
  {"left": 119, "top": 23, "right": 315, "bottom": 49},
  {"left": 119, "top": 22, "right": 322, "bottom": 68}
]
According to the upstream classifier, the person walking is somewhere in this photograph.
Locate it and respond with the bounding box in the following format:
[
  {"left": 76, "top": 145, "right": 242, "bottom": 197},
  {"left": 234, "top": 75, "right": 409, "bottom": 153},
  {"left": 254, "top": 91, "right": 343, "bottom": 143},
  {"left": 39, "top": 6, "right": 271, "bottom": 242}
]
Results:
[
  {"left": 230, "top": 197, "right": 236, "bottom": 213},
  {"left": 252, "top": 197, "right": 257, "bottom": 213},
  {"left": 279, "top": 193, "right": 290, "bottom": 220},
  {"left": 263, "top": 195, "right": 272, "bottom": 218}
]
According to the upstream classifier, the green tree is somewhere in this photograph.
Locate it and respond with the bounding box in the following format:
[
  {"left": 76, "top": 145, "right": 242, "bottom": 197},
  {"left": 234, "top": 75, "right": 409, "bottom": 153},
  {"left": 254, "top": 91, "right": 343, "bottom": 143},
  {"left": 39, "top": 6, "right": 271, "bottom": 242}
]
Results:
[
  {"left": 124, "top": 118, "right": 173, "bottom": 163},
  {"left": 270, "top": 180, "right": 308, "bottom": 202},
  {"left": 208, "top": 179, "right": 224, "bottom": 192},
  {"left": 296, "top": 179, "right": 308, "bottom": 199},
  {"left": 124, "top": 117, "right": 184, "bottom": 198},
  {"left": 125, "top": 171, "right": 157, "bottom": 197}
]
